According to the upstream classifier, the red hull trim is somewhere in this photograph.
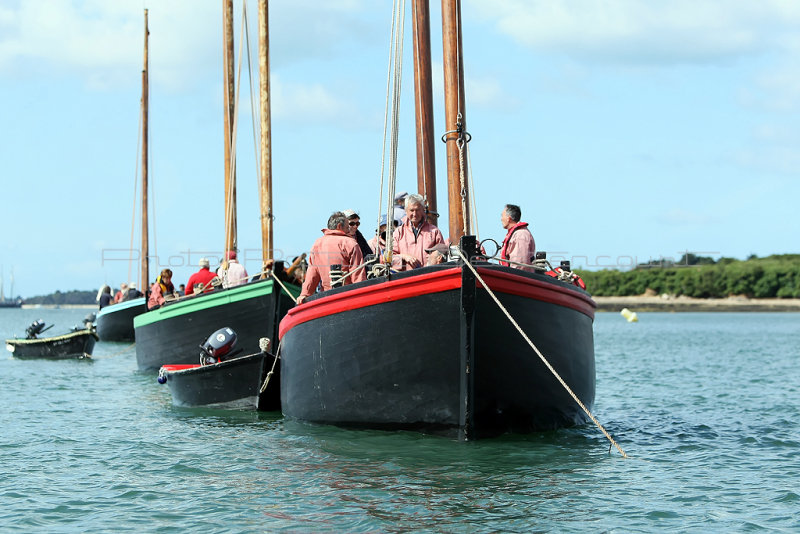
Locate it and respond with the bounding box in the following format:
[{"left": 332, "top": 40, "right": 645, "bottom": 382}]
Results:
[
  {"left": 280, "top": 266, "right": 595, "bottom": 338},
  {"left": 279, "top": 268, "right": 463, "bottom": 338},
  {"left": 475, "top": 267, "right": 596, "bottom": 319}
]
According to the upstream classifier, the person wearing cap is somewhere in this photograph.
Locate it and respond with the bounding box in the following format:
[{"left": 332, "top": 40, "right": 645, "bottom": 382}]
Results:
[
  {"left": 185, "top": 257, "right": 218, "bottom": 296},
  {"left": 220, "top": 250, "right": 249, "bottom": 288},
  {"left": 297, "top": 211, "right": 366, "bottom": 304},
  {"left": 391, "top": 193, "right": 445, "bottom": 269},
  {"left": 123, "top": 282, "right": 142, "bottom": 301},
  {"left": 367, "top": 214, "right": 399, "bottom": 257},
  {"left": 425, "top": 243, "right": 449, "bottom": 265},
  {"left": 393, "top": 192, "right": 408, "bottom": 224},
  {"left": 113, "top": 282, "right": 128, "bottom": 304},
  {"left": 500, "top": 204, "right": 536, "bottom": 272},
  {"left": 342, "top": 209, "right": 372, "bottom": 258}
]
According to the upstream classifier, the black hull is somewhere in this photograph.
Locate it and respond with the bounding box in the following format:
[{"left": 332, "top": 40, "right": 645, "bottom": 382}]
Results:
[
  {"left": 6, "top": 329, "right": 98, "bottom": 360},
  {"left": 96, "top": 298, "right": 146, "bottom": 341},
  {"left": 134, "top": 280, "right": 297, "bottom": 372},
  {"left": 279, "top": 263, "right": 595, "bottom": 439},
  {"left": 158, "top": 352, "right": 280, "bottom": 410}
]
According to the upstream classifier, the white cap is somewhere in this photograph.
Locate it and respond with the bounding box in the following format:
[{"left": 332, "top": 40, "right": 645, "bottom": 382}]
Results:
[{"left": 342, "top": 209, "right": 358, "bottom": 219}]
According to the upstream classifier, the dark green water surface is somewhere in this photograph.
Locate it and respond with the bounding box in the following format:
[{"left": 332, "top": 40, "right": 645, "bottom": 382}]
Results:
[{"left": 1, "top": 308, "right": 798, "bottom": 532}]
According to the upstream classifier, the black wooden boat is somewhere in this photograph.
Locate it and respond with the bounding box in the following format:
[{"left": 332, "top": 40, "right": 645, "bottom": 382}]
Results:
[
  {"left": 6, "top": 320, "right": 98, "bottom": 360},
  {"left": 279, "top": 238, "right": 596, "bottom": 440},
  {"left": 277, "top": 0, "right": 596, "bottom": 440},
  {"left": 96, "top": 297, "right": 146, "bottom": 342},
  {"left": 156, "top": 328, "right": 280, "bottom": 410},
  {"left": 134, "top": 278, "right": 297, "bottom": 371}
]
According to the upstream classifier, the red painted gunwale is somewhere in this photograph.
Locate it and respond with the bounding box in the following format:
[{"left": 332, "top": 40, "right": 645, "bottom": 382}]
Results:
[
  {"left": 279, "top": 266, "right": 595, "bottom": 338},
  {"left": 160, "top": 364, "right": 199, "bottom": 373}
]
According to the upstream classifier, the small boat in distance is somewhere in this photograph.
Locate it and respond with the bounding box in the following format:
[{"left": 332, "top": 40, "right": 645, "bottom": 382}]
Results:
[
  {"left": 157, "top": 328, "right": 280, "bottom": 410},
  {"left": 0, "top": 268, "right": 22, "bottom": 308},
  {"left": 6, "top": 318, "right": 98, "bottom": 360}
]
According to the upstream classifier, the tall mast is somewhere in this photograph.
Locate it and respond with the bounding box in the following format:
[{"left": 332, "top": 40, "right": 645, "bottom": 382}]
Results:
[
  {"left": 441, "top": 0, "right": 470, "bottom": 243},
  {"left": 412, "top": 0, "right": 438, "bottom": 226},
  {"left": 223, "top": 0, "right": 237, "bottom": 253},
  {"left": 258, "top": 0, "right": 273, "bottom": 266},
  {"left": 140, "top": 9, "right": 150, "bottom": 289}
]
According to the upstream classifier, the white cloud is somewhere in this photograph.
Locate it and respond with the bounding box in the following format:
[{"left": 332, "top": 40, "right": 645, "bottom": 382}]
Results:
[
  {"left": 271, "top": 75, "right": 360, "bottom": 125},
  {"left": 467, "top": 0, "right": 800, "bottom": 65},
  {"left": 0, "top": 0, "right": 381, "bottom": 92}
]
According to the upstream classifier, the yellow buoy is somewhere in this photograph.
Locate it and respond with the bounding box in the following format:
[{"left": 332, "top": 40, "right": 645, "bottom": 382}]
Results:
[{"left": 620, "top": 308, "right": 638, "bottom": 322}]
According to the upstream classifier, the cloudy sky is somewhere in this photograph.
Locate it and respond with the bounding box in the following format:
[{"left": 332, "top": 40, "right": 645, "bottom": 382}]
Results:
[{"left": 1, "top": 0, "right": 798, "bottom": 297}]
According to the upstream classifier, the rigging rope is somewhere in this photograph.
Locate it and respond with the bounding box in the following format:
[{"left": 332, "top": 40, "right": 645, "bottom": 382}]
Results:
[
  {"left": 242, "top": 2, "right": 263, "bottom": 198},
  {"left": 379, "top": 0, "right": 406, "bottom": 263},
  {"left": 375, "top": 0, "right": 396, "bottom": 245},
  {"left": 453, "top": 249, "right": 629, "bottom": 459},
  {"left": 466, "top": 141, "right": 478, "bottom": 240},
  {"left": 128, "top": 102, "right": 143, "bottom": 287},
  {"left": 222, "top": 4, "right": 248, "bottom": 255}
]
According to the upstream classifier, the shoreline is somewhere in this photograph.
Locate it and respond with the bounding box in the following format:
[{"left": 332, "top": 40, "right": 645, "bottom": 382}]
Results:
[
  {"left": 20, "top": 304, "right": 98, "bottom": 310},
  {"left": 592, "top": 295, "right": 800, "bottom": 312}
]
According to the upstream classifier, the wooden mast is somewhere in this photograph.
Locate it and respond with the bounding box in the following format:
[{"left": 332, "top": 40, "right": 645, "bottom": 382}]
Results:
[
  {"left": 140, "top": 9, "right": 150, "bottom": 290},
  {"left": 258, "top": 0, "right": 273, "bottom": 267},
  {"left": 223, "top": 0, "right": 237, "bottom": 254},
  {"left": 412, "top": 0, "right": 438, "bottom": 225},
  {"left": 441, "top": 0, "right": 469, "bottom": 243}
]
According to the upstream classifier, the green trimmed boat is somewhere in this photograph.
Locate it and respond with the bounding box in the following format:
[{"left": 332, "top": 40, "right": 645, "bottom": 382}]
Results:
[{"left": 134, "top": 279, "right": 298, "bottom": 371}]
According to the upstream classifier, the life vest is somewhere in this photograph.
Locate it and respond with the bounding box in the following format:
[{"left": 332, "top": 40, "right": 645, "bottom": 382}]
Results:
[
  {"left": 155, "top": 275, "right": 174, "bottom": 296},
  {"left": 500, "top": 221, "right": 530, "bottom": 266},
  {"left": 545, "top": 267, "right": 586, "bottom": 290}
]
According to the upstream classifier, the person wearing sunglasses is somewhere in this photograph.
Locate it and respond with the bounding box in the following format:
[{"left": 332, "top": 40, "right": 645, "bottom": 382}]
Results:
[{"left": 342, "top": 209, "right": 373, "bottom": 258}]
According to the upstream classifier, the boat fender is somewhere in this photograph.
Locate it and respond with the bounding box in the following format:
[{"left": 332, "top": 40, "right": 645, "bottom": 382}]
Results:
[{"left": 157, "top": 369, "right": 167, "bottom": 384}]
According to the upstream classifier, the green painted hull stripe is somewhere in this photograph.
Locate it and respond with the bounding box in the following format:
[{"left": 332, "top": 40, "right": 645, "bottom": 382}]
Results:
[{"left": 134, "top": 280, "right": 299, "bottom": 328}]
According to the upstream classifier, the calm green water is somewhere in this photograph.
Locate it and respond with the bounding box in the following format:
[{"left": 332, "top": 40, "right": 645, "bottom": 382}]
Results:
[{"left": 1, "top": 308, "right": 798, "bottom": 532}]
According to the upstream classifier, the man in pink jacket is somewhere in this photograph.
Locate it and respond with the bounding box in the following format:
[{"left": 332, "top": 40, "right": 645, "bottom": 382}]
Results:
[
  {"left": 297, "top": 211, "right": 366, "bottom": 304},
  {"left": 392, "top": 193, "right": 445, "bottom": 269},
  {"left": 500, "top": 204, "right": 536, "bottom": 272}
]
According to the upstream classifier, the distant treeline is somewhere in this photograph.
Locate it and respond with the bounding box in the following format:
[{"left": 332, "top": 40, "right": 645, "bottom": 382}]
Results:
[
  {"left": 576, "top": 254, "right": 800, "bottom": 298},
  {"left": 24, "top": 290, "right": 97, "bottom": 305}
]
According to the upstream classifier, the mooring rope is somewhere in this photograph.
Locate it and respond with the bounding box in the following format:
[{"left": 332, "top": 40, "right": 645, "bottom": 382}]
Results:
[
  {"left": 259, "top": 337, "right": 282, "bottom": 394},
  {"left": 454, "top": 250, "right": 629, "bottom": 458},
  {"left": 268, "top": 270, "right": 297, "bottom": 300},
  {"left": 104, "top": 342, "right": 136, "bottom": 359}
]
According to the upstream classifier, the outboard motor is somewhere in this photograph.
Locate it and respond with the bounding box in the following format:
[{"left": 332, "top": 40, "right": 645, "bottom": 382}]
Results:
[
  {"left": 26, "top": 320, "right": 47, "bottom": 340},
  {"left": 199, "top": 327, "right": 238, "bottom": 365}
]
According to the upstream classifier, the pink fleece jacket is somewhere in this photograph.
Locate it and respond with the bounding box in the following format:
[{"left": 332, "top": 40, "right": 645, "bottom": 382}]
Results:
[
  {"left": 300, "top": 229, "right": 366, "bottom": 300},
  {"left": 500, "top": 221, "right": 536, "bottom": 272}
]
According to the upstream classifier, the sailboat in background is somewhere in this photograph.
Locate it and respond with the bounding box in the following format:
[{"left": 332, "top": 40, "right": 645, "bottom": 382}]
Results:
[
  {"left": 95, "top": 10, "right": 150, "bottom": 341},
  {"left": 0, "top": 268, "right": 23, "bottom": 308},
  {"left": 278, "top": 0, "right": 596, "bottom": 440},
  {"left": 134, "top": 0, "right": 299, "bottom": 372}
]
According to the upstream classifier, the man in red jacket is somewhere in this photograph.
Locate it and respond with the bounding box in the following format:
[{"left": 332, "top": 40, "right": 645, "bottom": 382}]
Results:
[
  {"left": 297, "top": 211, "right": 366, "bottom": 304},
  {"left": 185, "top": 257, "right": 218, "bottom": 296},
  {"left": 500, "top": 204, "right": 536, "bottom": 272}
]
